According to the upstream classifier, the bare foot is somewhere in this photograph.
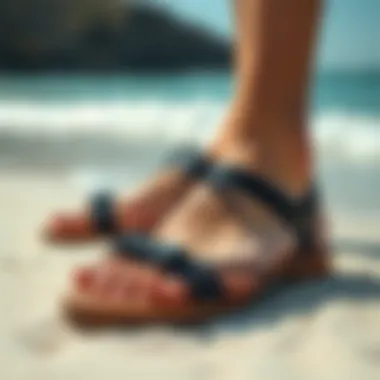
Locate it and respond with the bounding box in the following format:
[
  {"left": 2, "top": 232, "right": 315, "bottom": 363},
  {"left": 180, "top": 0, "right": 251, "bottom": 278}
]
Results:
[
  {"left": 44, "top": 149, "right": 210, "bottom": 242},
  {"left": 65, "top": 145, "right": 330, "bottom": 324}
]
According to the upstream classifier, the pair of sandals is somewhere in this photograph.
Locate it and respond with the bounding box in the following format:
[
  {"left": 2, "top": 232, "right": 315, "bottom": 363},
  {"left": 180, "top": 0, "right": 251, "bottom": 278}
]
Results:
[{"left": 49, "top": 148, "right": 330, "bottom": 326}]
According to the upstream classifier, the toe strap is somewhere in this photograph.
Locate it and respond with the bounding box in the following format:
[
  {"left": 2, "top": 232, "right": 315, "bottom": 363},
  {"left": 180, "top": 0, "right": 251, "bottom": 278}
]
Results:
[
  {"left": 90, "top": 192, "right": 116, "bottom": 234},
  {"left": 113, "top": 234, "right": 223, "bottom": 301},
  {"left": 89, "top": 147, "right": 210, "bottom": 235}
]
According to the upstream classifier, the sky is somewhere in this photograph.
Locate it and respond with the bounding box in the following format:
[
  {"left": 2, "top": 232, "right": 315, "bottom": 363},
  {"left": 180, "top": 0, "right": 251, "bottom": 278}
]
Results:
[{"left": 160, "top": 0, "right": 380, "bottom": 70}]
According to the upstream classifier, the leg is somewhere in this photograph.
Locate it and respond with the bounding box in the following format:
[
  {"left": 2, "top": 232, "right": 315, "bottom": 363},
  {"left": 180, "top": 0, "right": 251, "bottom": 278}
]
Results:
[
  {"left": 66, "top": 0, "right": 329, "bottom": 325},
  {"left": 214, "top": 0, "right": 322, "bottom": 195},
  {"left": 46, "top": 0, "right": 321, "bottom": 242}
]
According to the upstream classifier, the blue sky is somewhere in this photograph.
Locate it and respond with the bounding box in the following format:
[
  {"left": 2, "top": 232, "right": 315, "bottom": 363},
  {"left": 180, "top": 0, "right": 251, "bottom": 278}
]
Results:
[{"left": 161, "top": 0, "right": 380, "bottom": 70}]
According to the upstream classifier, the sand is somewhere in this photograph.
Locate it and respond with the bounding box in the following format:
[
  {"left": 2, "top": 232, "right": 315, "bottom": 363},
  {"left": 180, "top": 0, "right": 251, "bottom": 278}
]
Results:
[{"left": 1, "top": 137, "right": 380, "bottom": 380}]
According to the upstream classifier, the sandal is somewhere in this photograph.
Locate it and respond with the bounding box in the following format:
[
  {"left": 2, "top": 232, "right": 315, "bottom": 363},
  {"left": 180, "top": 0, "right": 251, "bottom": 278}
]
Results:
[
  {"left": 44, "top": 146, "right": 212, "bottom": 243},
  {"left": 63, "top": 164, "right": 330, "bottom": 325}
]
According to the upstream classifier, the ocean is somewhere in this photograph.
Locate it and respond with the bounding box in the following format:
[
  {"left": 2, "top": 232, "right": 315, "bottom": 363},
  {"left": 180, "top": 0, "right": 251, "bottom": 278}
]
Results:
[
  {"left": 0, "top": 71, "right": 379, "bottom": 228},
  {"left": 0, "top": 71, "right": 379, "bottom": 156}
]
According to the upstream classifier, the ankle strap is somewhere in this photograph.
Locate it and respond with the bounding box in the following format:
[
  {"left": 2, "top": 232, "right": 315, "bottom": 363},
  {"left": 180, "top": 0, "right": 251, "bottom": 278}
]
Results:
[{"left": 204, "top": 166, "right": 318, "bottom": 246}]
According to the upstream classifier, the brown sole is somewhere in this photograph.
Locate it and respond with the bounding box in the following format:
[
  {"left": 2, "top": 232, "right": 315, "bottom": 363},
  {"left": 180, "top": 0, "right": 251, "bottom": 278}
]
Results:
[
  {"left": 62, "top": 242, "right": 331, "bottom": 328},
  {"left": 62, "top": 296, "right": 247, "bottom": 327}
]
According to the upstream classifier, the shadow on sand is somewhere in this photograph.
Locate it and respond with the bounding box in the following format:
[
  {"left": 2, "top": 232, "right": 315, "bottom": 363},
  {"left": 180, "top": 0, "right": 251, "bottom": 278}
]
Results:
[
  {"left": 190, "top": 239, "right": 380, "bottom": 335},
  {"left": 208, "top": 271, "right": 380, "bottom": 334}
]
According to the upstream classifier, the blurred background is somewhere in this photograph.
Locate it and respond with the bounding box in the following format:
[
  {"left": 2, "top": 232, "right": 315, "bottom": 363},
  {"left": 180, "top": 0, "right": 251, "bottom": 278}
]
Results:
[
  {"left": 0, "top": 1, "right": 380, "bottom": 379},
  {"left": 0, "top": 0, "right": 379, "bottom": 225}
]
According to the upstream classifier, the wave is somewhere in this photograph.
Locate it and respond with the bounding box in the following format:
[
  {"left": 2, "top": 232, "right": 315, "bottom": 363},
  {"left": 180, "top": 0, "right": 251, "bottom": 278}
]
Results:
[
  {"left": 0, "top": 100, "right": 379, "bottom": 163},
  {"left": 312, "top": 113, "right": 380, "bottom": 163}
]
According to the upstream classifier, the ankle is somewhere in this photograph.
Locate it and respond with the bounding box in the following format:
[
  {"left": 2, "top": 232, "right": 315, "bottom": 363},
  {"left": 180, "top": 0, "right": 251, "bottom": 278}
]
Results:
[{"left": 209, "top": 120, "right": 313, "bottom": 196}]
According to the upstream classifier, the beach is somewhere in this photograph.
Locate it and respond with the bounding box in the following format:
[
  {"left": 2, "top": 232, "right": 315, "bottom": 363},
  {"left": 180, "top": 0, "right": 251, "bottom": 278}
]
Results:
[
  {"left": 0, "top": 0, "right": 379, "bottom": 373},
  {"left": 1, "top": 130, "right": 380, "bottom": 380}
]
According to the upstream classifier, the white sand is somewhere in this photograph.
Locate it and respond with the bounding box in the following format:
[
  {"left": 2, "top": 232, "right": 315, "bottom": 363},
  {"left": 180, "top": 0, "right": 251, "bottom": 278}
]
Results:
[{"left": 1, "top": 144, "right": 380, "bottom": 379}]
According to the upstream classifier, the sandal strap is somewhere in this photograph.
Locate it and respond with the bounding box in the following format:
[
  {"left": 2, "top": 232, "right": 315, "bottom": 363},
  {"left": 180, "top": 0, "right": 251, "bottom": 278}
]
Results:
[
  {"left": 91, "top": 192, "right": 116, "bottom": 234},
  {"left": 113, "top": 234, "right": 223, "bottom": 301},
  {"left": 110, "top": 165, "right": 319, "bottom": 300},
  {"left": 164, "top": 146, "right": 211, "bottom": 178},
  {"left": 109, "top": 165, "right": 319, "bottom": 301},
  {"left": 204, "top": 166, "right": 318, "bottom": 246},
  {"left": 90, "top": 146, "right": 210, "bottom": 234}
]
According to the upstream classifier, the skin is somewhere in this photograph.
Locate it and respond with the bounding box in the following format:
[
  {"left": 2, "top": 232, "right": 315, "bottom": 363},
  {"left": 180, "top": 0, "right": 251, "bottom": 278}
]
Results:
[
  {"left": 45, "top": 168, "right": 198, "bottom": 241},
  {"left": 66, "top": 0, "right": 326, "bottom": 315}
]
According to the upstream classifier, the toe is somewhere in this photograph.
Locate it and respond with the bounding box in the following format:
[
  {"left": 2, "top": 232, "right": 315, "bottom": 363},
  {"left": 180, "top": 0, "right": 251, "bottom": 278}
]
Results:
[
  {"left": 153, "top": 276, "right": 190, "bottom": 306},
  {"left": 72, "top": 260, "right": 121, "bottom": 295},
  {"left": 44, "top": 213, "right": 92, "bottom": 240},
  {"left": 72, "top": 266, "right": 96, "bottom": 292},
  {"left": 221, "top": 267, "right": 260, "bottom": 302}
]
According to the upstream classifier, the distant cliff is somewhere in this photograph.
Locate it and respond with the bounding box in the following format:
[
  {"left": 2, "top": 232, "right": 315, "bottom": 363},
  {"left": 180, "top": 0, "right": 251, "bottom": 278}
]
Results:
[{"left": 0, "top": 1, "right": 231, "bottom": 72}]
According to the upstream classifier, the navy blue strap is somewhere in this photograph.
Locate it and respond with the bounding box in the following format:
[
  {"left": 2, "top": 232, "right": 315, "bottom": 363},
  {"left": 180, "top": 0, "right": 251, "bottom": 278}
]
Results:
[
  {"left": 110, "top": 165, "right": 319, "bottom": 301},
  {"left": 205, "top": 166, "right": 318, "bottom": 245},
  {"left": 113, "top": 234, "right": 223, "bottom": 301},
  {"left": 91, "top": 192, "right": 116, "bottom": 234},
  {"left": 164, "top": 146, "right": 211, "bottom": 178}
]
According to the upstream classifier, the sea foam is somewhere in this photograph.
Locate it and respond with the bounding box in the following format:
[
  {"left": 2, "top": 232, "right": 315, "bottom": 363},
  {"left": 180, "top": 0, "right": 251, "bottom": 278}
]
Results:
[{"left": 0, "top": 100, "right": 379, "bottom": 163}]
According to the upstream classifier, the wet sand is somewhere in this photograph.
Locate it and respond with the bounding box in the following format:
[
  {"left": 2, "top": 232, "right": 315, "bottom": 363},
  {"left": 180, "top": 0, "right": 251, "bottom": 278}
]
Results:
[{"left": 1, "top": 136, "right": 380, "bottom": 380}]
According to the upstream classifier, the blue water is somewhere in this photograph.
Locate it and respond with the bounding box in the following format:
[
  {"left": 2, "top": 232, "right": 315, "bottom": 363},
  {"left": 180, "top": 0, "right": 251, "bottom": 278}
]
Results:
[
  {"left": 0, "top": 71, "right": 379, "bottom": 115},
  {"left": 0, "top": 71, "right": 378, "bottom": 167},
  {"left": 0, "top": 71, "right": 378, "bottom": 216}
]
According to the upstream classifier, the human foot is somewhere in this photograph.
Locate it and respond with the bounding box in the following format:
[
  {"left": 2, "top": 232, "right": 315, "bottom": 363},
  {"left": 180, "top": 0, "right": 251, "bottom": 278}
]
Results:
[
  {"left": 63, "top": 154, "right": 330, "bottom": 325},
  {"left": 44, "top": 148, "right": 210, "bottom": 243}
]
